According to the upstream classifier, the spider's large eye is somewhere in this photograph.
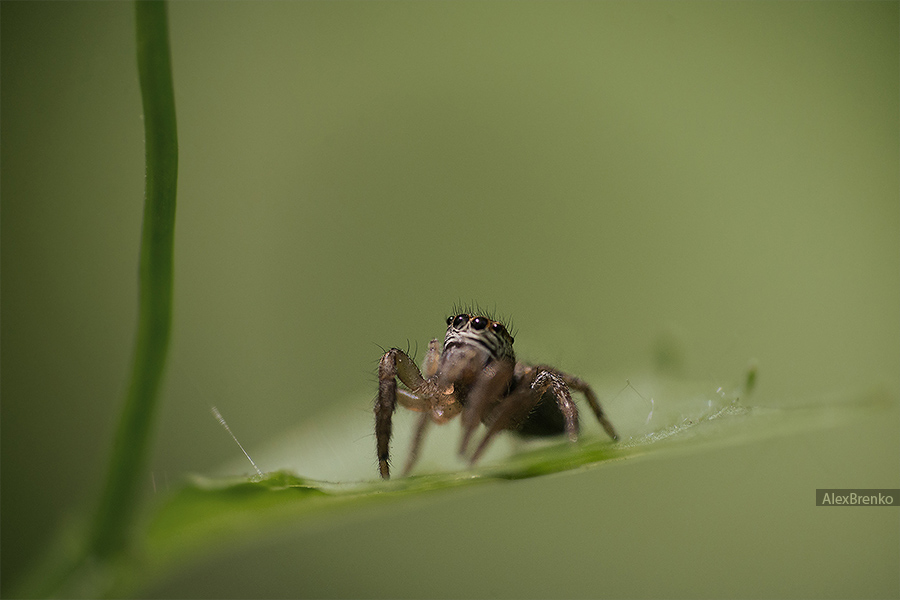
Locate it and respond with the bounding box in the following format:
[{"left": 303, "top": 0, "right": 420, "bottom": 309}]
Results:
[
  {"left": 452, "top": 314, "right": 468, "bottom": 328},
  {"left": 471, "top": 316, "right": 488, "bottom": 330},
  {"left": 492, "top": 322, "right": 513, "bottom": 343}
]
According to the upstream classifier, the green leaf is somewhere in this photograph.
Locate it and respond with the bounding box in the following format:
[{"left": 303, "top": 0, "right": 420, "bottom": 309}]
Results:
[{"left": 102, "top": 373, "right": 891, "bottom": 596}]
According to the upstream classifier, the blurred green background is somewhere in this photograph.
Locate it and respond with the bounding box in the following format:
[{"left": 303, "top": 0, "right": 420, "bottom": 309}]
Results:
[{"left": 2, "top": 1, "right": 898, "bottom": 597}]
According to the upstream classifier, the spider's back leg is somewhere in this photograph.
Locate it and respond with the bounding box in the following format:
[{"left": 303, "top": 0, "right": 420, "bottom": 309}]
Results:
[{"left": 560, "top": 373, "right": 619, "bottom": 441}]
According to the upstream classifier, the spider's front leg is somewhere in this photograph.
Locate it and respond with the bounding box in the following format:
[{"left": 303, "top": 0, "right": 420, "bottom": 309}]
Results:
[
  {"left": 375, "top": 348, "right": 427, "bottom": 479},
  {"left": 458, "top": 358, "right": 515, "bottom": 456}
]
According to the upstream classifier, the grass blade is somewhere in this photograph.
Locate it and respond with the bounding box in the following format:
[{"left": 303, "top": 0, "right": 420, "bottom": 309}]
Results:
[{"left": 89, "top": 0, "right": 178, "bottom": 560}]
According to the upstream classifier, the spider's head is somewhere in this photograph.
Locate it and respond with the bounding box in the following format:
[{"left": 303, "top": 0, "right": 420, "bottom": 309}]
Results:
[{"left": 443, "top": 313, "right": 515, "bottom": 362}]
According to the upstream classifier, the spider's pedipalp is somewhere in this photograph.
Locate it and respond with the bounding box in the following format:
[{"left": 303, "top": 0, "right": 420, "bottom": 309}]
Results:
[
  {"left": 422, "top": 339, "right": 441, "bottom": 379},
  {"left": 396, "top": 388, "right": 428, "bottom": 411}
]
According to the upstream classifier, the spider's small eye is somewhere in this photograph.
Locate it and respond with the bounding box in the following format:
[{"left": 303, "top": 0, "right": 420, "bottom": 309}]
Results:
[
  {"left": 446, "top": 316, "right": 453, "bottom": 326},
  {"left": 471, "top": 317, "right": 488, "bottom": 330},
  {"left": 491, "top": 322, "right": 504, "bottom": 334},
  {"left": 453, "top": 314, "right": 468, "bottom": 328}
]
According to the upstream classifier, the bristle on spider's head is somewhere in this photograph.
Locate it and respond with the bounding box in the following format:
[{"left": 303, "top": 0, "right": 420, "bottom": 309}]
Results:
[
  {"left": 447, "top": 301, "right": 515, "bottom": 336},
  {"left": 443, "top": 303, "right": 516, "bottom": 361}
]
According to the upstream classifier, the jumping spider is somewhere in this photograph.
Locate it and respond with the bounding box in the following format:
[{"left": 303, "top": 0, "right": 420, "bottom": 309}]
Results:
[{"left": 375, "top": 312, "right": 619, "bottom": 478}]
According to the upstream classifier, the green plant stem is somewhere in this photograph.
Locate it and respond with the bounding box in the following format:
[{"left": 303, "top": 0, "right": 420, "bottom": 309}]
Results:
[{"left": 89, "top": 0, "right": 178, "bottom": 560}]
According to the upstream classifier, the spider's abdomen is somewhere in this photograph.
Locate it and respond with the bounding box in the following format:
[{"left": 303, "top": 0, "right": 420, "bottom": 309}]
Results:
[{"left": 514, "top": 391, "right": 579, "bottom": 436}]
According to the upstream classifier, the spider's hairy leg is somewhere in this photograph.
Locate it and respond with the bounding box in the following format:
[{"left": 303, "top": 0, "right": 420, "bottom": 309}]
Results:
[
  {"left": 470, "top": 369, "right": 579, "bottom": 463},
  {"left": 560, "top": 372, "right": 619, "bottom": 441},
  {"left": 469, "top": 385, "right": 538, "bottom": 463},
  {"left": 376, "top": 348, "right": 427, "bottom": 479},
  {"left": 402, "top": 412, "right": 431, "bottom": 476},
  {"left": 459, "top": 358, "right": 515, "bottom": 456},
  {"left": 534, "top": 370, "right": 580, "bottom": 442}
]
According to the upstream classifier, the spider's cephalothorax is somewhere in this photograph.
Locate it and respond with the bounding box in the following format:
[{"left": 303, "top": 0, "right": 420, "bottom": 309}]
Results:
[
  {"left": 443, "top": 313, "right": 515, "bottom": 360},
  {"left": 375, "top": 312, "right": 619, "bottom": 479}
]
